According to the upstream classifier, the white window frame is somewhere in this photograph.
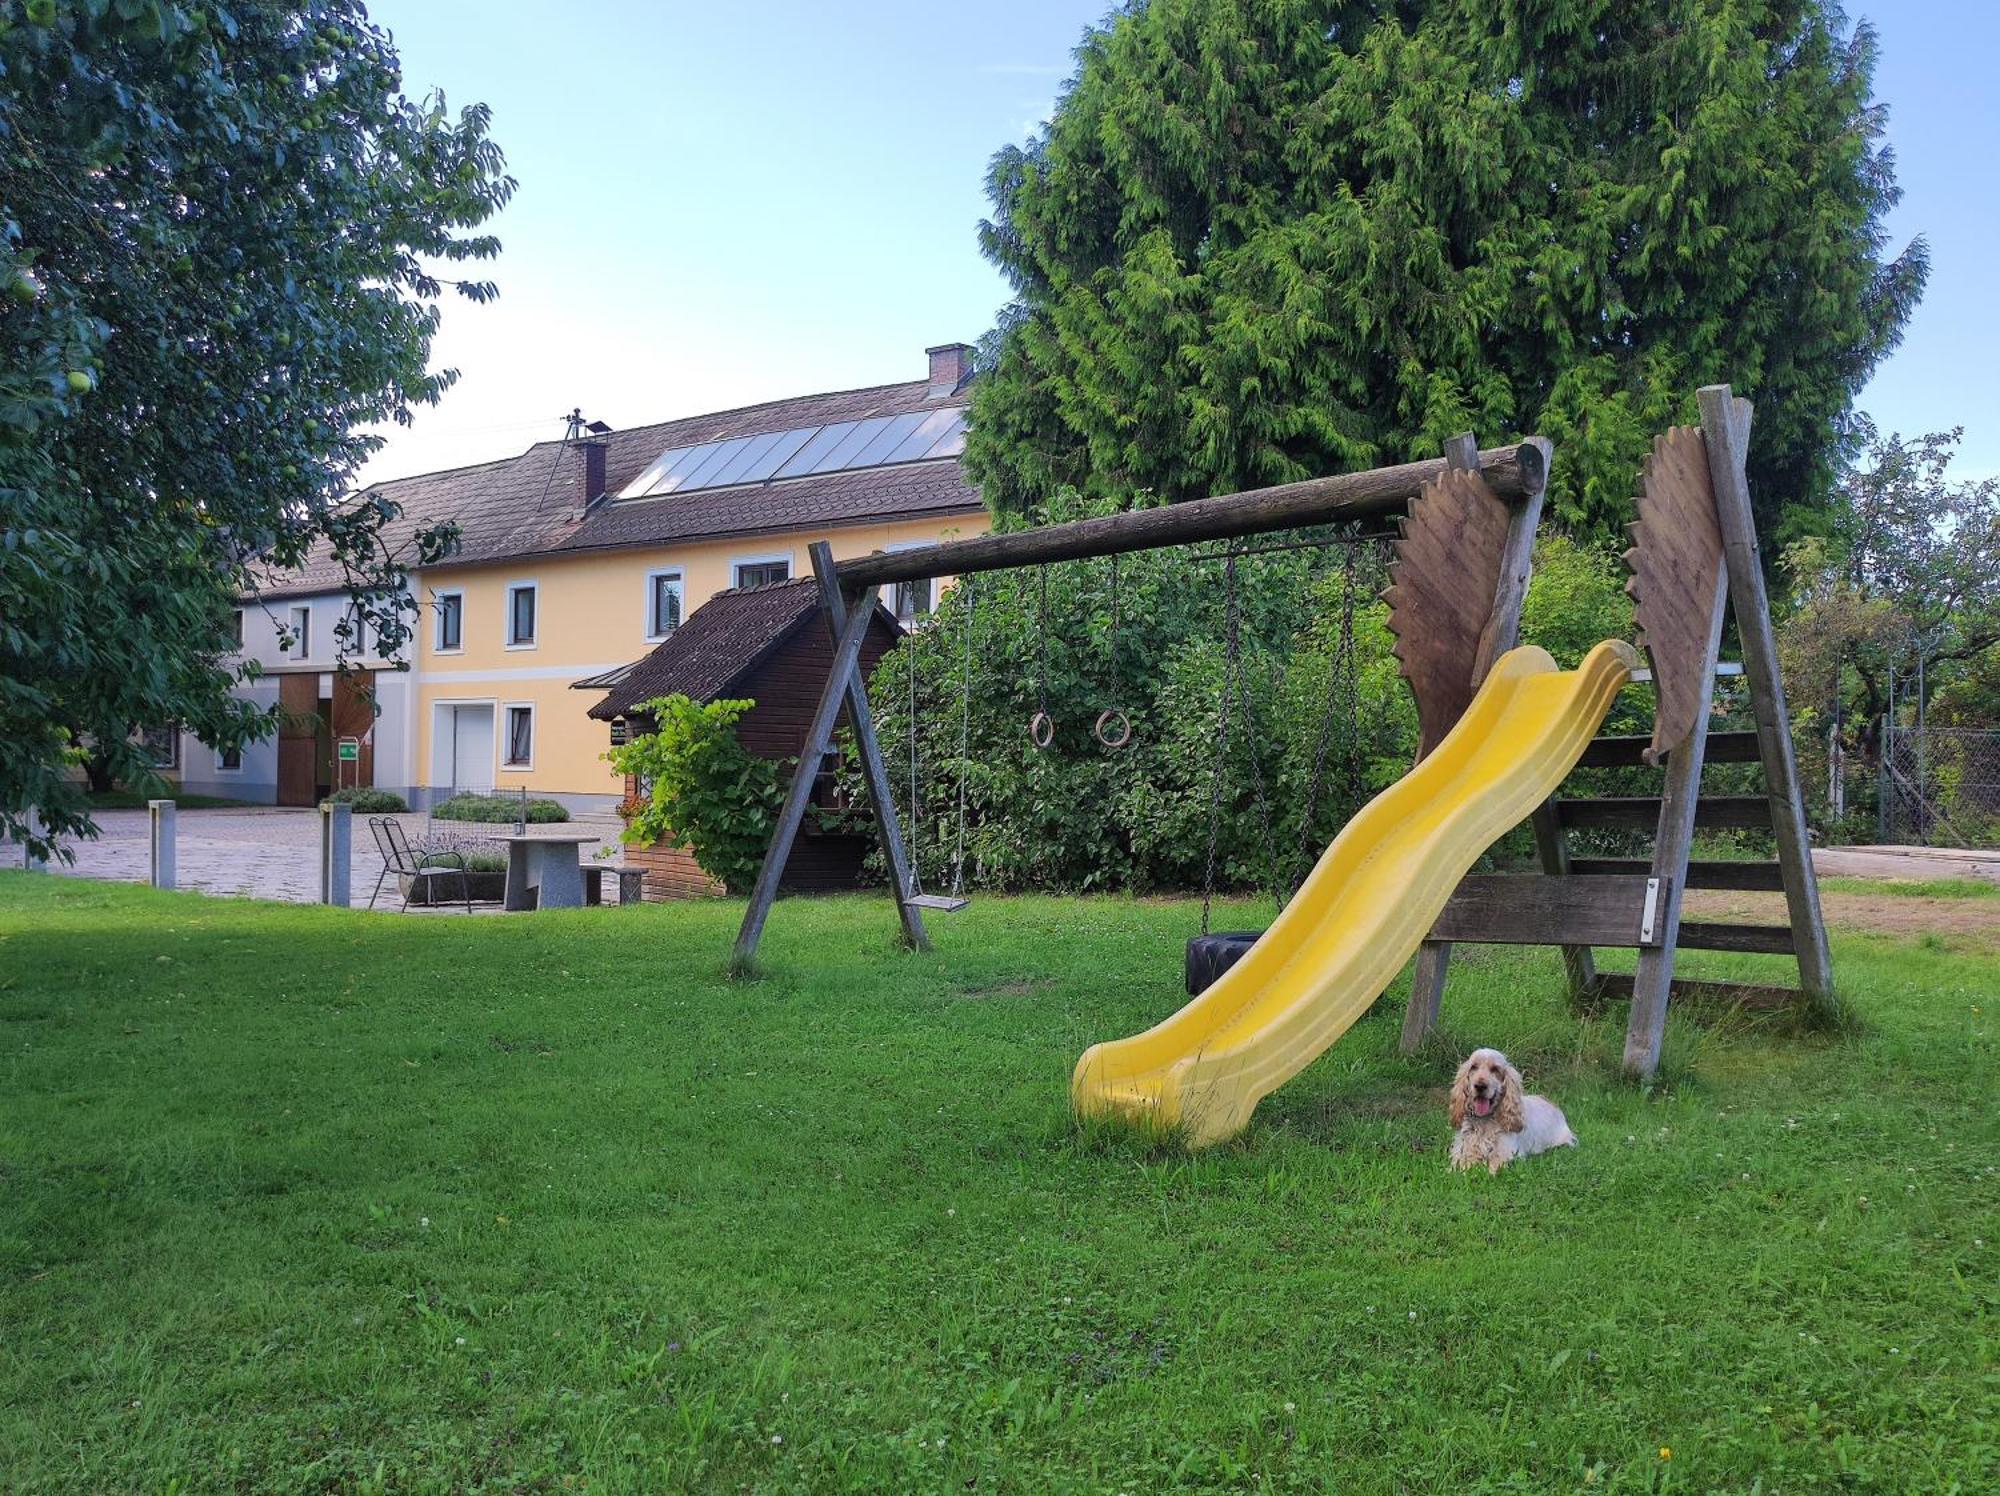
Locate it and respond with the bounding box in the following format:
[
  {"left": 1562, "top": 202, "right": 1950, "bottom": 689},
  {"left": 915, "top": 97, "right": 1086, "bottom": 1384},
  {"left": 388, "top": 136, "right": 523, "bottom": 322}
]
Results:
[
  {"left": 433, "top": 589, "right": 465, "bottom": 655},
  {"left": 505, "top": 581, "right": 539, "bottom": 650},
  {"left": 287, "top": 604, "right": 312, "bottom": 661},
  {"left": 500, "top": 701, "right": 536, "bottom": 770},
  {"left": 882, "top": 542, "right": 938, "bottom": 625},
  {"left": 345, "top": 602, "right": 369, "bottom": 658},
  {"left": 731, "top": 552, "right": 794, "bottom": 590},
  {"left": 216, "top": 742, "right": 244, "bottom": 775},
  {"left": 231, "top": 607, "right": 245, "bottom": 651},
  {"left": 643, "top": 567, "right": 685, "bottom": 642}
]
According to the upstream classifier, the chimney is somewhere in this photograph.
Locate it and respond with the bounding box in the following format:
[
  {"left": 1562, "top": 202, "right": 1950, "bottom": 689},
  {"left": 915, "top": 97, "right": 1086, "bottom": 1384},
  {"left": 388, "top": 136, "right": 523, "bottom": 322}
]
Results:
[
  {"left": 572, "top": 437, "right": 608, "bottom": 517},
  {"left": 925, "top": 342, "right": 975, "bottom": 399}
]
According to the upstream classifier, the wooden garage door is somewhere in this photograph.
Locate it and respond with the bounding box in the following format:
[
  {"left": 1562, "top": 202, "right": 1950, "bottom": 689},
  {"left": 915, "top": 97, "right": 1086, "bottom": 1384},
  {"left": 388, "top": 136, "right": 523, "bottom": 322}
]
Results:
[{"left": 277, "top": 674, "right": 320, "bottom": 807}]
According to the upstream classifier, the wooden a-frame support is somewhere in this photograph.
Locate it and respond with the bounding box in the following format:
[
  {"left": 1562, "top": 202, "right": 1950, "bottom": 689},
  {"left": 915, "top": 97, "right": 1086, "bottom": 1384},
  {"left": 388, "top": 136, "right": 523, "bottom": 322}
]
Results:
[{"left": 1397, "top": 385, "right": 1832, "bottom": 1076}]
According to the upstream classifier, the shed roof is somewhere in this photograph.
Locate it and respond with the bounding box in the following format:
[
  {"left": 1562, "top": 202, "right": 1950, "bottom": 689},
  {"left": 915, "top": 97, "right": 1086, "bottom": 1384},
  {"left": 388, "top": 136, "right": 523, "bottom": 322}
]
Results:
[{"left": 581, "top": 578, "right": 899, "bottom": 721}]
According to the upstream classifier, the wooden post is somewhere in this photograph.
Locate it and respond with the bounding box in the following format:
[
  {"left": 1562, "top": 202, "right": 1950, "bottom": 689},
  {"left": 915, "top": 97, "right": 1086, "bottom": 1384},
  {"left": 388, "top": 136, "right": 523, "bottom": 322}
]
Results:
[
  {"left": 1697, "top": 385, "right": 1834, "bottom": 999},
  {"left": 806, "top": 541, "right": 930, "bottom": 954},
  {"left": 1622, "top": 425, "right": 1734, "bottom": 1077},
  {"left": 731, "top": 578, "right": 890, "bottom": 967}
]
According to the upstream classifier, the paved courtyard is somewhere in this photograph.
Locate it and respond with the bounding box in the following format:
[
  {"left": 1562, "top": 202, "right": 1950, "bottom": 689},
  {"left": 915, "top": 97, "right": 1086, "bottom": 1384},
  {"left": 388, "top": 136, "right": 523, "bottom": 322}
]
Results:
[{"left": 2, "top": 807, "right": 628, "bottom": 909}]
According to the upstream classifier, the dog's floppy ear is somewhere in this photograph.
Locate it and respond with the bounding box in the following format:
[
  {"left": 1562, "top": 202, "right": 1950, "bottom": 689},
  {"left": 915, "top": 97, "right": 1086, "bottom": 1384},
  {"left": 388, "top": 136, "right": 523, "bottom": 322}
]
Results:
[
  {"left": 1495, "top": 1057, "right": 1527, "bottom": 1133},
  {"left": 1448, "top": 1059, "right": 1472, "bottom": 1130}
]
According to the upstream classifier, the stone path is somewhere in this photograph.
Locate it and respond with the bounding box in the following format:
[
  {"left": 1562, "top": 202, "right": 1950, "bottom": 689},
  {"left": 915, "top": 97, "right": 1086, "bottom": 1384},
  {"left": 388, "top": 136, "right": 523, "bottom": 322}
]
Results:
[{"left": 2, "top": 807, "right": 628, "bottom": 910}]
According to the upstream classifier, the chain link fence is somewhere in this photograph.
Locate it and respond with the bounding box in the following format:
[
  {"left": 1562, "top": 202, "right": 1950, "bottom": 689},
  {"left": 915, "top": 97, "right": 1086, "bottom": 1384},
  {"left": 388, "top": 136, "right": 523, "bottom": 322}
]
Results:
[{"left": 1879, "top": 726, "right": 2000, "bottom": 847}]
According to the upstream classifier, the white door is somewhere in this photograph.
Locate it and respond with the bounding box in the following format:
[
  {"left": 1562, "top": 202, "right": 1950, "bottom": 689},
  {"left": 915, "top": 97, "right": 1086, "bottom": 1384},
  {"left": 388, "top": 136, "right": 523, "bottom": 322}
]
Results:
[{"left": 450, "top": 705, "right": 494, "bottom": 791}]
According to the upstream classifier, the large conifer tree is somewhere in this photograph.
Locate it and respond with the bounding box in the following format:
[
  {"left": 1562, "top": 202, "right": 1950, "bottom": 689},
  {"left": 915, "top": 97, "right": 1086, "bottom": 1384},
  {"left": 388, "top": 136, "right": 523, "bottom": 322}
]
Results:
[{"left": 967, "top": 0, "right": 1925, "bottom": 545}]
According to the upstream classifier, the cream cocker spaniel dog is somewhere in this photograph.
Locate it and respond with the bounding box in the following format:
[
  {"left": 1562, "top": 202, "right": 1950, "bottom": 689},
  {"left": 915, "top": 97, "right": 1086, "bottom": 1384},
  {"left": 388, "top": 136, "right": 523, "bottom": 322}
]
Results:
[{"left": 1448, "top": 1047, "right": 1577, "bottom": 1173}]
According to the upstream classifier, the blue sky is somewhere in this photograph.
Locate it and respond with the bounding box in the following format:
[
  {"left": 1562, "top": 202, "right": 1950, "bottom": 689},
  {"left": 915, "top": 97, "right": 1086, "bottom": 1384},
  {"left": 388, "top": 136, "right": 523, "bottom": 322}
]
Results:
[{"left": 362, "top": 1, "right": 1998, "bottom": 486}]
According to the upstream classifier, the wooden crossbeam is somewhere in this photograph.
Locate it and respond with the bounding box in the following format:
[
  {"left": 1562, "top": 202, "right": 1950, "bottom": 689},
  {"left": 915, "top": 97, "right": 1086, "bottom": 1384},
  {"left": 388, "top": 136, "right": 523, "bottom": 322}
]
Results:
[
  {"left": 1570, "top": 858, "right": 1786, "bottom": 891},
  {"left": 1677, "top": 921, "right": 1797, "bottom": 955},
  {"left": 1431, "top": 875, "right": 1665, "bottom": 947},
  {"left": 1585, "top": 972, "right": 1802, "bottom": 1013},
  {"left": 834, "top": 442, "right": 1551, "bottom": 588},
  {"left": 1574, "top": 731, "right": 1761, "bottom": 768},
  {"left": 1558, "top": 796, "right": 1771, "bottom": 830}
]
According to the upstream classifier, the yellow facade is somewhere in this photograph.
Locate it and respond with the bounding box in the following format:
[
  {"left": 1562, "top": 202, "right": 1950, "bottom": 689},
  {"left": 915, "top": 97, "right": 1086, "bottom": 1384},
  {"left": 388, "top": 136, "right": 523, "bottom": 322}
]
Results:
[{"left": 414, "top": 514, "right": 986, "bottom": 801}]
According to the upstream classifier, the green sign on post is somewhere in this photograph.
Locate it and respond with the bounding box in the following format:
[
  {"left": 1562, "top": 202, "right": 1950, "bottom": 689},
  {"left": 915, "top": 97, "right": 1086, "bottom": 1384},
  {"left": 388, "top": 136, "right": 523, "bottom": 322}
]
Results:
[{"left": 337, "top": 739, "right": 360, "bottom": 762}]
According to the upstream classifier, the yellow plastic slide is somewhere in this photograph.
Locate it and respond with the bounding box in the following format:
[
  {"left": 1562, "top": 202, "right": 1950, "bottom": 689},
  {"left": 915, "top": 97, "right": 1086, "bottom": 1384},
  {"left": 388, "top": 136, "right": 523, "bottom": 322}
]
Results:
[{"left": 1073, "top": 640, "right": 1640, "bottom": 1147}]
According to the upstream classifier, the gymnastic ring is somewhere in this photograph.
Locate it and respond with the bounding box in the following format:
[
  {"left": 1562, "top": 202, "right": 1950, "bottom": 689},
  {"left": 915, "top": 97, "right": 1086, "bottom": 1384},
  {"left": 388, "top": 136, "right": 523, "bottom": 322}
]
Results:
[
  {"left": 1028, "top": 711, "right": 1055, "bottom": 750},
  {"left": 1094, "top": 708, "right": 1132, "bottom": 749}
]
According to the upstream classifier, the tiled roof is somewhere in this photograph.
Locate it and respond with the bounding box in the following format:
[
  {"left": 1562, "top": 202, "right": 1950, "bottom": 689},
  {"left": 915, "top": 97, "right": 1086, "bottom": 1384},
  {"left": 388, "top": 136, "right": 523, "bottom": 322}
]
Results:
[
  {"left": 253, "top": 377, "right": 982, "bottom": 600},
  {"left": 583, "top": 578, "right": 895, "bottom": 721}
]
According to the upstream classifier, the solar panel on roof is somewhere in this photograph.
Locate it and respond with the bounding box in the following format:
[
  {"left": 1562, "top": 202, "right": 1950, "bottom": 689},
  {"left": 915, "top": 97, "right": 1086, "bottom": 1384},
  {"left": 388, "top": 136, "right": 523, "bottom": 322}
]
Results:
[
  {"left": 618, "top": 405, "right": 970, "bottom": 502},
  {"left": 773, "top": 422, "right": 857, "bottom": 480}
]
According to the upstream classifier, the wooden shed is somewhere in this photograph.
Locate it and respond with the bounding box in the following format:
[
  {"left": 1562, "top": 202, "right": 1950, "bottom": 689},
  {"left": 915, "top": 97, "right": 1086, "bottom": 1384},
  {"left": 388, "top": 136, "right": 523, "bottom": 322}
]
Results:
[{"left": 580, "top": 578, "right": 904, "bottom": 900}]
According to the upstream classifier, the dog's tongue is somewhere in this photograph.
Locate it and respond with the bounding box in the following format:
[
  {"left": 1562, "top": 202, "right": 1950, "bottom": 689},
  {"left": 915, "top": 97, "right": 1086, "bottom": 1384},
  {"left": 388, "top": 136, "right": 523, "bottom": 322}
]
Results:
[{"left": 1471, "top": 1096, "right": 1495, "bottom": 1117}]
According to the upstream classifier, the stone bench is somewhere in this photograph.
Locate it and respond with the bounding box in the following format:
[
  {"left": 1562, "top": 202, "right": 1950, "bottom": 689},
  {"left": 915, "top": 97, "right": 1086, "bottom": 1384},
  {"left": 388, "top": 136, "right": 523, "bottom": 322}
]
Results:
[{"left": 581, "top": 865, "right": 647, "bottom": 906}]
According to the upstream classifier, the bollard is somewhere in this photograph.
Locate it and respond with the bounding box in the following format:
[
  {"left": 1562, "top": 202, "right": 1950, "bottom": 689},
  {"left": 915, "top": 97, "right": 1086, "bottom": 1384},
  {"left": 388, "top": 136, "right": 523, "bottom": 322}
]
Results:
[
  {"left": 320, "top": 800, "right": 352, "bottom": 907},
  {"left": 148, "top": 799, "right": 176, "bottom": 889},
  {"left": 17, "top": 807, "right": 48, "bottom": 871}
]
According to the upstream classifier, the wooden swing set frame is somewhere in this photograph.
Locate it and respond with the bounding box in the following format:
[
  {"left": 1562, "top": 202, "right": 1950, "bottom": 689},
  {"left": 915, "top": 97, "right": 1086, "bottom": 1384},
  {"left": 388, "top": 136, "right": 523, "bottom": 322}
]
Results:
[{"left": 733, "top": 383, "right": 1831, "bottom": 1078}]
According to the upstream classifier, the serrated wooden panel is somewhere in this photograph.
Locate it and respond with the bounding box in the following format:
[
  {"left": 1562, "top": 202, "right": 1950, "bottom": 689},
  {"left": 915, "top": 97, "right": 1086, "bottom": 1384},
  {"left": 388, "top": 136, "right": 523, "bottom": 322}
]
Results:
[
  {"left": 1384, "top": 467, "right": 1509, "bottom": 758},
  {"left": 1623, "top": 426, "right": 1725, "bottom": 763}
]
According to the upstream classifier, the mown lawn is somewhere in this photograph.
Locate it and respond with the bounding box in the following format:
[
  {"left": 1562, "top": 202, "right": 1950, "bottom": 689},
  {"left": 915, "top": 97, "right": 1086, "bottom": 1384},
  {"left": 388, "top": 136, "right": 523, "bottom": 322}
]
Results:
[{"left": 0, "top": 873, "right": 1992, "bottom": 1493}]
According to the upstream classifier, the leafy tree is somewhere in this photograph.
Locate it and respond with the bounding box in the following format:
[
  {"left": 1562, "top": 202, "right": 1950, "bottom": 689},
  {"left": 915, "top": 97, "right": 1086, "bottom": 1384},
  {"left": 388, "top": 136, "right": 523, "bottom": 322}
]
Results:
[
  {"left": 610, "top": 696, "right": 786, "bottom": 895},
  {"left": 1, "top": 2, "right": 511, "bottom": 856},
  {"left": 968, "top": 0, "right": 1924, "bottom": 549},
  {"left": 1778, "top": 421, "right": 2000, "bottom": 766}
]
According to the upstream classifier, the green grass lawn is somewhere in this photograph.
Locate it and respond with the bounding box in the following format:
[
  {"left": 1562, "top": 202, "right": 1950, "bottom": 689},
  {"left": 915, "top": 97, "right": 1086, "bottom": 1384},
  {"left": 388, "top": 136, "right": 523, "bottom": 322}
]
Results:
[
  {"left": 85, "top": 789, "right": 257, "bottom": 811},
  {"left": 1, "top": 875, "right": 1993, "bottom": 1492}
]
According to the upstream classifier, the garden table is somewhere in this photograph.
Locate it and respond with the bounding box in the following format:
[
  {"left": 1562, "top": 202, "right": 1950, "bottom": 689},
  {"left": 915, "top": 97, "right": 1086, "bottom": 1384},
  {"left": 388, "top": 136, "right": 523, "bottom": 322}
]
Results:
[{"left": 495, "top": 833, "right": 599, "bottom": 911}]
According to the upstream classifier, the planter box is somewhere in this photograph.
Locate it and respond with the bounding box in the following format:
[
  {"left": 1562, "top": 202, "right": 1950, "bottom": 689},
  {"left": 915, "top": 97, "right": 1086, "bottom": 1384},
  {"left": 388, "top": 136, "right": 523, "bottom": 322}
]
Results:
[{"left": 400, "top": 870, "right": 506, "bottom": 905}]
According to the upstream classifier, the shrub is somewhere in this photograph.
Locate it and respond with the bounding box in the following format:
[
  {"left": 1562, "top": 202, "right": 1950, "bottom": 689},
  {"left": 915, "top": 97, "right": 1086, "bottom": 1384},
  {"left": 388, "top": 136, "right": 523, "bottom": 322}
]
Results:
[
  {"left": 607, "top": 695, "right": 784, "bottom": 895},
  {"left": 326, "top": 787, "right": 408, "bottom": 813},
  {"left": 432, "top": 793, "right": 569, "bottom": 824}
]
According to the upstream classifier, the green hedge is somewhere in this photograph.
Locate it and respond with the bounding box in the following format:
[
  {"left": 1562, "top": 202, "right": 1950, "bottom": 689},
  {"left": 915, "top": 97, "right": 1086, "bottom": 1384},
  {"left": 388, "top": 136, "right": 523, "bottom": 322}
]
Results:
[
  {"left": 326, "top": 787, "right": 408, "bottom": 813},
  {"left": 431, "top": 793, "right": 569, "bottom": 825}
]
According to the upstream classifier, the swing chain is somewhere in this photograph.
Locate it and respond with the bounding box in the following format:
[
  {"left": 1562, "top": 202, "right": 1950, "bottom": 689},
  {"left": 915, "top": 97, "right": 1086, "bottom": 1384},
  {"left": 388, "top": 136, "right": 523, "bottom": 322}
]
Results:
[
  {"left": 951, "top": 575, "right": 974, "bottom": 897},
  {"left": 1096, "top": 550, "right": 1132, "bottom": 749},
  {"left": 1199, "top": 555, "right": 1240, "bottom": 936},
  {"left": 905, "top": 609, "right": 926, "bottom": 899},
  {"left": 1029, "top": 563, "right": 1054, "bottom": 749},
  {"left": 1294, "top": 527, "right": 1360, "bottom": 889}
]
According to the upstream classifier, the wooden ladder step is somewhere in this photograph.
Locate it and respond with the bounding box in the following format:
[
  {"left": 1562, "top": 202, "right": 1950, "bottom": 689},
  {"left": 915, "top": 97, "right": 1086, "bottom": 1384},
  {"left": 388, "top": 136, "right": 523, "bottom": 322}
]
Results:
[
  {"left": 1570, "top": 857, "right": 1785, "bottom": 891},
  {"left": 1575, "top": 730, "right": 1762, "bottom": 768},
  {"left": 1558, "top": 795, "right": 1771, "bottom": 830},
  {"left": 1676, "top": 921, "right": 1796, "bottom": 954},
  {"left": 1586, "top": 973, "right": 1802, "bottom": 1012},
  {"left": 1433, "top": 874, "right": 1664, "bottom": 947}
]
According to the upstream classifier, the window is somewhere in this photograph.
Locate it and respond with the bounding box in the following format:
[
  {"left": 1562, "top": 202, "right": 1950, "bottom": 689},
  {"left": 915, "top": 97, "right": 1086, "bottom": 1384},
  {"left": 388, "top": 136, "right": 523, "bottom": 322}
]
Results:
[
  {"left": 138, "top": 724, "right": 179, "bottom": 770},
  {"left": 733, "top": 557, "right": 790, "bottom": 589},
  {"left": 345, "top": 603, "right": 368, "bottom": 657},
  {"left": 891, "top": 577, "right": 934, "bottom": 624},
  {"left": 506, "top": 583, "right": 538, "bottom": 647},
  {"left": 287, "top": 604, "right": 311, "bottom": 659},
  {"left": 231, "top": 608, "right": 245, "bottom": 649},
  {"left": 503, "top": 705, "right": 534, "bottom": 768},
  {"left": 435, "top": 590, "right": 463, "bottom": 652},
  {"left": 646, "top": 570, "right": 684, "bottom": 639},
  {"left": 218, "top": 744, "right": 243, "bottom": 773}
]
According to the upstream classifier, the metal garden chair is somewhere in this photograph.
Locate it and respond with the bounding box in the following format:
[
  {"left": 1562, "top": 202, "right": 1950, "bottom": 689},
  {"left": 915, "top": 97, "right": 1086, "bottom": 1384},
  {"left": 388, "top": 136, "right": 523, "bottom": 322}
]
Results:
[{"left": 367, "top": 817, "right": 473, "bottom": 914}]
